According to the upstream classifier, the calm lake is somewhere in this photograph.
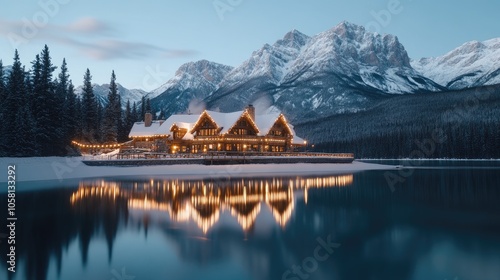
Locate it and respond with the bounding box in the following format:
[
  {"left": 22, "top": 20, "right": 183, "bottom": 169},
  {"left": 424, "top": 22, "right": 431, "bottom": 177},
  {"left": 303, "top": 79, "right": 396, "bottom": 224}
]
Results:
[{"left": 1, "top": 161, "right": 500, "bottom": 280}]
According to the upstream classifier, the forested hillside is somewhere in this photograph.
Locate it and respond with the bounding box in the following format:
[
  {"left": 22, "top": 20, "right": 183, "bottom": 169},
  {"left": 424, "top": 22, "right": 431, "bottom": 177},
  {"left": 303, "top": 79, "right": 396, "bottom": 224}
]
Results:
[{"left": 295, "top": 85, "right": 500, "bottom": 158}]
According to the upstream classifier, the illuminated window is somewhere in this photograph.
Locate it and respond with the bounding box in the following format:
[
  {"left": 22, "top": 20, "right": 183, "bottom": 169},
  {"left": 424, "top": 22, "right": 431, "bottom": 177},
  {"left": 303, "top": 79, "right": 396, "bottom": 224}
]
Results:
[
  {"left": 233, "top": 129, "right": 248, "bottom": 135},
  {"left": 198, "top": 128, "right": 217, "bottom": 136}
]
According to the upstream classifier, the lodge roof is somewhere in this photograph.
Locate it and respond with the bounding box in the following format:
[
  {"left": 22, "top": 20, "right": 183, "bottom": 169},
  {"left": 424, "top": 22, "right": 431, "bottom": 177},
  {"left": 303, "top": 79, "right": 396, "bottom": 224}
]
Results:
[
  {"left": 128, "top": 109, "right": 305, "bottom": 144},
  {"left": 129, "top": 121, "right": 163, "bottom": 138}
]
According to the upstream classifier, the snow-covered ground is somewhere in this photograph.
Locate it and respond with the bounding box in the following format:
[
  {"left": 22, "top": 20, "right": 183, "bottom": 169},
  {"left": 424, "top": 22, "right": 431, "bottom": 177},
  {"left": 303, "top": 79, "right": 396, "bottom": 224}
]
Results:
[{"left": 0, "top": 157, "right": 394, "bottom": 184}]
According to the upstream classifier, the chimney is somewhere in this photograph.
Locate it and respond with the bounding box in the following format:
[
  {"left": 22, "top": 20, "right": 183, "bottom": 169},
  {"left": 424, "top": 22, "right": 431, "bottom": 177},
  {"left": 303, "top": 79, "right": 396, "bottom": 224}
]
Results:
[
  {"left": 246, "top": 104, "right": 255, "bottom": 121},
  {"left": 144, "top": 112, "right": 152, "bottom": 127}
]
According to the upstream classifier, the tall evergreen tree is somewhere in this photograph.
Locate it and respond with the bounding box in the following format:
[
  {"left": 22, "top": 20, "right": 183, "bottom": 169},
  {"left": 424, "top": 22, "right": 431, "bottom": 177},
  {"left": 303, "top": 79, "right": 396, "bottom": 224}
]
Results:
[
  {"left": 145, "top": 98, "right": 151, "bottom": 113},
  {"left": 0, "top": 60, "right": 5, "bottom": 109},
  {"left": 4, "top": 50, "right": 27, "bottom": 155},
  {"left": 96, "top": 100, "right": 104, "bottom": 142},
  {"left": 53, "top": 58, "right": 71, "bottom": 153},
  {"left": 140, "top": 96, "right": 146, "bottom": 121},
  {"left": 102, "top": 70, "right": 121, "bottom": 143},
  {"left": 81, "top": 68, "right": 97, "bottom": 142},
  {"left": 132, "top": 101, "right": 139, "bottom": 122},
  {"left": 0, "top": 60, "right": 7, "bottom": 155},
  {"left": 64, "top": 80, "right": 78, "bottom": 145},
  {"left": 116, "top": 95, "right": 126, "bottom": 142},
  {"left": 123, "top": 99, "right": 135, "bottom": 140},
  {"left": 31, "top": 45, "right": 59, "bottom": 156},
  {"left": 30, "top": 54, "right": 42, "bottom": 109},
  {"left": 74, "top": 93, "right": 83, "bottom": 140}
]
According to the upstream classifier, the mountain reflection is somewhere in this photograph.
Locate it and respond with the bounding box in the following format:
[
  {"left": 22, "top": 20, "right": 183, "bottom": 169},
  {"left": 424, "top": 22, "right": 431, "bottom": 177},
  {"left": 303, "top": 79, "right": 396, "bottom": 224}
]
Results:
[{"left": 70, "top": 175, "right": 354, "bottom": 233}]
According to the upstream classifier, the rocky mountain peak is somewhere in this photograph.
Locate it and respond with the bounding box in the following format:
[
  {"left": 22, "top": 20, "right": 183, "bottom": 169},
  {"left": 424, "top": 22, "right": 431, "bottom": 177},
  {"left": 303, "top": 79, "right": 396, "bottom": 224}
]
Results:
[
  {"left": 412, "top": 37, "right": 500, "bottom": 89},
  {"left": 276, "top": 29, "right": 310, "bottom": 50},
  {"left": 175, "top": 60, "right": 233, "bottom": 85}
]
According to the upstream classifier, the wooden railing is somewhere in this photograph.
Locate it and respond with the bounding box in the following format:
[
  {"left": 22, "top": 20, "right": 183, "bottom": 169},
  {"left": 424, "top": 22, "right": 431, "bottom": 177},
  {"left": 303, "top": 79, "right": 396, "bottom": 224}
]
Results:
[
  {"left": 205, "top": 151, "right": 354, "bottom": 158},
  {"left": 83, "top": 151, "right": 355, "bottom": 161}
]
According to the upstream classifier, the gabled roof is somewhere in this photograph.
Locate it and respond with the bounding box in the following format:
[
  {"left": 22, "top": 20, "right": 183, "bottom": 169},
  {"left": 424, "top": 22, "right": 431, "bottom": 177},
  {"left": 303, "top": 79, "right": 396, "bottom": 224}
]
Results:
[
  {"left": 255, "top": 112, "right": 281, "bottom": 136},
  {"left": 156, "top": 114, "right": 200, "bottom": 135},
  {"left": 157, "top": 114, "right": 201, "bottom": 140},
  {"left": 128, "top": 108, "right": 304, "bottom": 142},
  {"left": 255, "top": 113, "right": 293, "bottom": 136},
  {"left": 203, "top": 110, "right": 245, "bottom": 135},
  {"left": 129, "top": 121, "right": 163, "bottom": 137}
]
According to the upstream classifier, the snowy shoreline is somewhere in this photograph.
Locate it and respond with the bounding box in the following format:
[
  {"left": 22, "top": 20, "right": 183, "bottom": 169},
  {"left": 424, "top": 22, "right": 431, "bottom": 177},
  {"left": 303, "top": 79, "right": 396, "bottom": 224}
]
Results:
[{"left": 0, "top": 156, "right": 394, "bottom": 184}]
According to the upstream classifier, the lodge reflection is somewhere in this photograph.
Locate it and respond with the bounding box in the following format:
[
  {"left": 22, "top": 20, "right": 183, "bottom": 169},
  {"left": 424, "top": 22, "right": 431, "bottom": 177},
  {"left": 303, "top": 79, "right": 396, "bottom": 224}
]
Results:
[{"left": 70, "top": 175, "right": 354, "bottom": 233}]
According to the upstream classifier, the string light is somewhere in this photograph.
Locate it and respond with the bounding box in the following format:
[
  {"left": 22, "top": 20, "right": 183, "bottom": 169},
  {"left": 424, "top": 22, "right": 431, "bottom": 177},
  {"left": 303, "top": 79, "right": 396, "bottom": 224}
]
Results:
[
  {"left": 190, "top": 110, "right": 220, "bottom": 134},
  {"left": 71, "top": 140, "right": 133, "bottom": 149},
  {"left": 223, "top": 110, "right": 260, "bottom": 136}
]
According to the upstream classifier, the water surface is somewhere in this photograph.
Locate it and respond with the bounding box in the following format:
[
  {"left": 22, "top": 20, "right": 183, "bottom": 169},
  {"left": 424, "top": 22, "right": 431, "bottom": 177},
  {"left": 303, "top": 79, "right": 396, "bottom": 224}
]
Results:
[{"left": 1, "top": 164, "right": 499, "bottom": 280}]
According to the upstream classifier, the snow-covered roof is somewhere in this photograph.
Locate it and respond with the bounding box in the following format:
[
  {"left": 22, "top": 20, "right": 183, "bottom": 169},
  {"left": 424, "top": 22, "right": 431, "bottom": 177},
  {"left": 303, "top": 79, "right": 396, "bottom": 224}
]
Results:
[
  {"left": 128, "top": 109, "right": 305, "bottom": 142},
  {"left": 129, "top": 121, "right": 163, "bottom": 137},
  {"left": 156, "top": 114, "right": 200, "bottom": 136},
  {"left": 292, "top": 135, "right": 306, "bottom": 145},
  {"left": 154, "top": 114, "right": 200, "bottom": 140},
  {"left": 204, "top": 110, "right": 245, "bottom": 135},
  {"left": 254, "top": 112, "right": 282, "bottom": 136}
]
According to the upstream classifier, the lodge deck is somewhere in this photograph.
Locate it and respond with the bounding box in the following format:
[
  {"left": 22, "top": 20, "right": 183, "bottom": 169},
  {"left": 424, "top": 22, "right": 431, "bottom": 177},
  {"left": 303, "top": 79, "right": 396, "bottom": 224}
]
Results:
[{"left": 82, "top": 152, "right": 355, "bottom": 166}]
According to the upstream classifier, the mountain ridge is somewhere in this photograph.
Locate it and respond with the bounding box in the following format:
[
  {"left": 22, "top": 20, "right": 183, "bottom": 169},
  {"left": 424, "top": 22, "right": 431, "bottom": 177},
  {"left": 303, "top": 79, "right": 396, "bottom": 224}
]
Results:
[
  {"left": 412, "top": 38, "right": 500, "bottom": 89},
  {"left": 177, "top": 21, "right": 444, "bottom": 122}
]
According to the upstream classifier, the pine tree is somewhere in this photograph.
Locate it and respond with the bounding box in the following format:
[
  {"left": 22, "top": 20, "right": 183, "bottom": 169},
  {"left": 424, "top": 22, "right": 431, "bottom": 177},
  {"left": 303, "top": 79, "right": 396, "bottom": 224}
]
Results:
[
  {"left": 54, "top": 58, "right": 70, "bottom": 154},
  {"left": 0, "top": 60, "right": 5, "bottom": 107},
  {"left": 5, "top": 50, "right": 27, "bottom": 155},
  {"left": 0, "top": 60, "right": 6, "bottom": 155},
  {"left": 74, "top": 94, "right": 83, "bottom": 140},
  {"left": 81, "top": 69, "right": 97, "bottom": 142},
  {"left": 132, "top": 101, "right": 139, "bottom": 122},
  {"left": 96, "top": 100, "right": 104, "bottom": 142},
  {"left": 65, "top": 80, "right": 78, "bottom": 145},
  {"left": 23, "top": 69, "right": 40, "bottom": 155},
  {"left": 145, "top": 98, "right": 151, "bottom": 113},
  {"left": 42, "top": 45, "right": 58, "bottom": 155},
  {"left": 30, "top": 45, "right": 58, "bottom": 156},
  {"left": 116, "top": 94, "right": 126, "bottom": 142},
  {"left": 124, "top": 99, "right": 134, "bottom": 136},
  {"left": 102, "top": 70, "right": 120, "bottom": 143},
  {"left": 140, "top": 96, "right": 146, "bottom": 121}
]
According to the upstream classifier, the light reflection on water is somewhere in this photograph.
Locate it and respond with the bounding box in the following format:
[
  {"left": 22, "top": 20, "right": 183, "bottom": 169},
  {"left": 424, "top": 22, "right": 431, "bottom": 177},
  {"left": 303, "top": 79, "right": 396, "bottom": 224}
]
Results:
[
  {"left": 70, "top": 175, "right": 354, "bottom": 234},
  {"left": 1, "top": 168, "right": 500, "bottom": 280}
]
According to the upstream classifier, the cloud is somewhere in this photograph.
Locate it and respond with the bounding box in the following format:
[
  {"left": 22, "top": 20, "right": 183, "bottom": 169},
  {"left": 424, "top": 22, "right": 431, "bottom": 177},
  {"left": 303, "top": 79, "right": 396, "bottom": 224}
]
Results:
[
  {"left": 76, "top": 39, "right": 198, "bottom": 61},
  {"left": 0, "top": 17, "right": 197, "bottom": 60},
  {"left": 65, "top": 17, "right": 114, "bottom": 34}
]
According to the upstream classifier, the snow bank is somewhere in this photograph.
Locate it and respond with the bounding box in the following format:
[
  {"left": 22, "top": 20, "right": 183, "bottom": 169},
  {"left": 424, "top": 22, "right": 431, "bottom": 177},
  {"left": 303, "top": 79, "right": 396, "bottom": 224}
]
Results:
[{"left": 0, "top": 157, "right": 394, "bottom": 184}]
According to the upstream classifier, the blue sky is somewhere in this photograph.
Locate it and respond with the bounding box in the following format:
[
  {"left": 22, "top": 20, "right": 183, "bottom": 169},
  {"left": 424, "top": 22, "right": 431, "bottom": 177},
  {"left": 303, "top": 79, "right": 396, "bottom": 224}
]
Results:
[{"left": 0, "top": 0, "right": 499, "bottom": 91}]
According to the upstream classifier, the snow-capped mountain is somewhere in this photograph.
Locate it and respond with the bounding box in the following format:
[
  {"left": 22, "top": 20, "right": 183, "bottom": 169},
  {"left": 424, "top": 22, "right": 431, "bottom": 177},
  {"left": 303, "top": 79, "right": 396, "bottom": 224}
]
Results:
[
  {"left": 281, "top": 21, "right": 440, "bottom": 93},
  {"left": 149, "top": 60, "right": 233, "bottom": 115},
  {"left": 217, "top": 29, "right": 310, "bottom": 91},
  {"left": 149, "top": 22, "right": 499, "bottom": 123},
  {"left": 412, "top": 38, "right": 500, "bottom": 89},
  {"left": 75, "top": 83, "right": 148, "bottom": 108},
  {"left": 206, "top": 21, "right": 442, "bottom": 121}
]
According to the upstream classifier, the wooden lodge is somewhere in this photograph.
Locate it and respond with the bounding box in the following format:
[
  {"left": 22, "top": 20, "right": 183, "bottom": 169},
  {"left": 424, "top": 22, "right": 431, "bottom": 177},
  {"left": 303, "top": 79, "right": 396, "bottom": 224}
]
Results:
[{"left": 127, "top": 105, "right": 307, "bottom": 154}]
